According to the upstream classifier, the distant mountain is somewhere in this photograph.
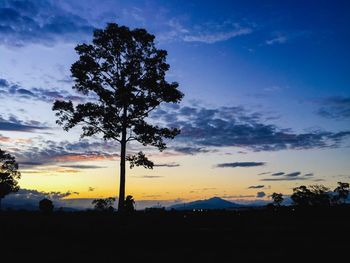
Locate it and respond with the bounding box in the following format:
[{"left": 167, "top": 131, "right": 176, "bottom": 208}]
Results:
[{"left": 169, "top": 197, "right": 243, "bottom": 210}]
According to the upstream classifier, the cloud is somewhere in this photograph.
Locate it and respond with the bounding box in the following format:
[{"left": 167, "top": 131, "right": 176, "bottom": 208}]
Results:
[
  {"left": 258, "top": 172, "right": 271, "bottom": 175},
  {"left": 0, "top": 78, "right": 85, "bottom": 103},
  {"left": 0, "top": 134, "right": 11, "bottom": 142},
  {"left": 285, "top": 172, "right": 301, "bottom": 177},
  {"left": 0, "top": 115, "right": 49, "bottom": 132},
  {"left": 271, "top": 172, "right": 285, "bottom": 176},
  {"left": 0, "top": 0, "right": 94, "bottom": 47},
  {"left": 60, "top": 165, "right": 106, "bottom": 169},
  {"left": 153, "top": 104, "right": 350, "bottom": 152},
  {"left": 88, "top": 187, "right": 95, "bottom": 192},
  {"left": 260, "top": 171, "right": 314, "bottom": 181},
  {"left": 137, "top": 175, "right": 163, "bottom": 178},
  {"left": 266, "top": 35, "right": 287, "bottom": 45},
  {"left": 256, "top": 191, "right": 266, "bottom": 198},
  {"left": 317, "top": 96, "right": 350, "bottom": 120},
  {"left": 221, "top": 194, "right": 255, "bottom": 198},
  {"left": 216, "top": 162, "right": 265, "bottom": 168},
  {"left": 248, "top": 185, "right": 265, "bottom": 189},
  {"left": 262, "top": 177, "right": 303, "bottom": 182},
  {"left": 171, "top": 146, "right": 212, "bottom": 155},
  {"left": 158, "top": 19, "right": 252, "bottom": 44},
  {"left": 184, "top": 26, "right": 252, "bottom": 44},
  {"left": 3, "top": 188, "right": 79, "bottom": 209},
  {"left": 154, "top": 162, "right": 180, "bottom": 168},
  {"left": 261, "top": 177, "right": 308, "bottom": 181},
  {"left": 14, "top": 139, "right": 119, "bottom": 167}
]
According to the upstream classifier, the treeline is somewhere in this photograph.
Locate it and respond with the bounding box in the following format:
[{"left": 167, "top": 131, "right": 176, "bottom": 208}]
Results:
[{"left": 271, "top": 182, "right": 349, "bottom": 207}]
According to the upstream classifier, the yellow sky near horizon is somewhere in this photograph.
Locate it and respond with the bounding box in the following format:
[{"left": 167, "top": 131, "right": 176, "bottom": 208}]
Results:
[{"left": 16, "top": 146, "right": 350, "bottom": 202}]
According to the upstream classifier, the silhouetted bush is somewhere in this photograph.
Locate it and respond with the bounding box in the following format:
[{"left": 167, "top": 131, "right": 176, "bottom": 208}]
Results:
[
  {"left": 124, "top": 195, "right": 135, "bottom": 214},
  {"left": 39, "top": 198, "right": 54, "bottom": 214},
  {"left": 92, "top": 197, "right": 115, "bottom": 212},
  {"left": 333, "top": 182, "right": 349, "bottom": 205},
  {"left": 271, "top": 192, "right": 284, "bottom": 206}
]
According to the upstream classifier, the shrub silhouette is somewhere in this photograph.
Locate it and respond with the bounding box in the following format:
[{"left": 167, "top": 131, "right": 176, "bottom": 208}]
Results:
[
  {"left": 92, "top": 197, "right": 116, "bottom": 212},
  {"left": 124, "top": 195, "right": 135, "bottom": 213},
  {"left": 271, "top": 192, "right": 284, "bottom": 206},
  {"left": 39, "top": 198, "right": 54, "bottom": 214},
  {"left": 0, "top": 149, "right": 21, "bottom": 210},
  {"left": 333, "top": 182, "right": 350, "bottom": 205},
  {"left": 53, "top": 23, "right": 184, "bottom": 212}
]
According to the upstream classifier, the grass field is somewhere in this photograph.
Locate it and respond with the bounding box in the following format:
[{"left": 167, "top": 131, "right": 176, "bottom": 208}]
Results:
[{"left": 1, "top": 207, "right": 349, "bottom": 262}]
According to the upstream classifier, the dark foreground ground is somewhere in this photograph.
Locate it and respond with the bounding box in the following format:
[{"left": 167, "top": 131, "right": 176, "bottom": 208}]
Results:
[{"left": 1, "top": 206, "right": 350, "bottom": 262}]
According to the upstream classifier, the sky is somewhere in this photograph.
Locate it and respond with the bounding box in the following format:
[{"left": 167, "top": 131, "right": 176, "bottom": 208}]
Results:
[{"left": 0, "top": 0, "right": 349, "bottom": 209}]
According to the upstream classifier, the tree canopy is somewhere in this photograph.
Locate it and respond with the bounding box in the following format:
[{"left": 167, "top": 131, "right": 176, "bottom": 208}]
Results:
[
  {"left": 0, "top": 149, "right": 21, "bottom": 210},
  {"left": 53, "top": 23, "right": 183, "bottom": 211},
  {"left": 291, "top": 185, "right": 331, "bottom": 207}
]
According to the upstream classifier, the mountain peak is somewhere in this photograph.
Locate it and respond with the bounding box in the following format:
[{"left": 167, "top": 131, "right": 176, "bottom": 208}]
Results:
[{"left": 169, "top": 196, "right": 242, "bottom": 210}]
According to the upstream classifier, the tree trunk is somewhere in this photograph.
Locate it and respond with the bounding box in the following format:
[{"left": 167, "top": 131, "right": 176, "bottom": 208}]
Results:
[
  {"left": 118, "top": 107, "right": 128, "bottom": 212},
  {"left": 118, "top": 136, "right": 126, "bottom": 212}
]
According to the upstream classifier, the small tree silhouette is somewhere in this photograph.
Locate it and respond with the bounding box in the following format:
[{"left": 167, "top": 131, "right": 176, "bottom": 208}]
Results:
[
  {"left": 53, "top": 23, "right": 183, "bottom": 212},
  {"left": 92, "top": 197, "right": 116, "bottom": 212},
  {"left": 271, "top": 192, "right": 284, "bottom": 206},
  {"left": 39, "top": 198, "right": 54, "bottom": 214},
  {"left": 124, "top": 195, "right": 135, "bottom": 213},
  {"left": 0, "top": 149, "right": 21, "bottom": 210},
  {"left": 333, "top": 182, "right": 350, "bottom": 205}
]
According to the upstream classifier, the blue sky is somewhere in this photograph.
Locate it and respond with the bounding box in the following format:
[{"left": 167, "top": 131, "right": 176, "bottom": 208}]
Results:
[{"left": 0, "top": 0, "right": 349, "bottom": 209}]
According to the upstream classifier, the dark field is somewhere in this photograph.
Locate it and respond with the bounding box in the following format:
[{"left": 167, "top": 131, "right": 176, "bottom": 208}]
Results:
[{"left": 1, "top": 207, "right": 349, "bottom": 262}]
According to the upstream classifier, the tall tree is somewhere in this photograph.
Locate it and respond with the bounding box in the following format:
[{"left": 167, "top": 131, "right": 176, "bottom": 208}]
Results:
[
  {"left": 53, "top": 23, "right": 183, "bottom": 211},
  {"left": 0, "top": 149, "right": 21, "bottom": 210}
]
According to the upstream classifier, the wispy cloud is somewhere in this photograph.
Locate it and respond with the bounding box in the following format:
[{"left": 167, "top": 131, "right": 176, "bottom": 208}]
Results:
[
  {"left": 248, "top": 185, "right": 265, "bottom": 189},
  {"left": 260, "top": 171, "right": 314, "bottom": 181},
  {"left": 316, "top": 96, "right": 350, "bottom": 120},
  {"left": 153, "top": 104, "right": 350, "bottom": 152},
  {"left": 265, "top": 35, "right": 287, "bottom": 45},
  {"left": 60, "top": 165, "right": 106, "bottom": 169},
  {"left": 184, "top": 26, "right": 252, "bottom": 44},
  {"left": 154, "top": 162, "right": 180, "bottom": 168},
  {"left": 216, "top": 162, "right": 265, "bottom": 168},
  {"left": 271, "top": 172, "right": 285, "bottom": 176},
  {"left": 158, "top": 19, "right": 253, "bottom": 44},
  {"left": 13, "top": 139, "right": 119, "bottom": 168},
  {"left": 0, "top": 0, "right": 94, "bottom": 47},
  {"left": 0, "top": 115, "right": 49, "bottom": 132},
  {"left": 136, "top": 175, "right": 164, "bottom": 179},
  {"left": 0, "top": 78, "right": 85, "bottom": 103}
]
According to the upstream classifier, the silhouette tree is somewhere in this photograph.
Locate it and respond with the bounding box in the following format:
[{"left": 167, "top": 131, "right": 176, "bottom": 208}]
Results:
[
  {"left": 0, "top": 149, "right": 21, "bottom": 210},
  {"left": 124, "top": 195, "right": 135, "bottom": 213},
  {"left": 309, "top": 184, "right": 331, "bottom": 206},
  {"left": 333, "top": 182, "right": 349, "bottom": 205},
  {"left": 271, "top": 192, "right": 284, "bottom": 206},
  {"left": 39, "top": 198, "right": 54, "bottom": 214},
  {"left": 291, "top": 186, "right": 313, "bottom": 207},
  {"left": 92, "top": 197, "right": 116, "bottom": 212},
  {"left": 53, "top": 23, "right": 183, "bottom": 212},
  {"left": 291, "top": 185, "right": 331, "bottom": 207}
]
